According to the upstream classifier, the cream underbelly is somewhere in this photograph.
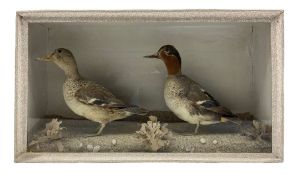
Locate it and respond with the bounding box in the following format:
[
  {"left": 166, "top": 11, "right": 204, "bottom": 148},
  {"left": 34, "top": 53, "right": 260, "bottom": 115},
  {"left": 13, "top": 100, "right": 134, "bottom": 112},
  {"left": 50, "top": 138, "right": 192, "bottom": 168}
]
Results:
[
  {"left": 65, "top": 98, "right": 111, "bottom": 123},
  {"left": 166, "top": 100, "right": 220, "bottom": 125},
  {"left": 173, "top": 106, "right": 199, "bottom": 124}
]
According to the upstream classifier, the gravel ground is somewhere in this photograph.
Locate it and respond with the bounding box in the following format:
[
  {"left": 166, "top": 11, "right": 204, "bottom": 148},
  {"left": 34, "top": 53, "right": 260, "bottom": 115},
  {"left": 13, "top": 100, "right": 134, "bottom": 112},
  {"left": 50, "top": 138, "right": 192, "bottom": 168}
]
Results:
[{"left": 28, "top": 119, "right": 271, "bottom": 153}]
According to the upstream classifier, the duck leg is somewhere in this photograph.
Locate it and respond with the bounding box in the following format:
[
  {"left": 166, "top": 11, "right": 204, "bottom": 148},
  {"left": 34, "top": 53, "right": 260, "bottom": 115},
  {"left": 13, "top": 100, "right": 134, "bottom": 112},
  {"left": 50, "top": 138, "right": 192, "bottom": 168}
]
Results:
[
  {"left": 83, "top": 123, "right": 106, "bottom": 137},
  {"left": 194, "top": 122, "right": 200, "bottom": 134},
  {"left": 96, "top": 123, "right": 106, "bottom": 135}
]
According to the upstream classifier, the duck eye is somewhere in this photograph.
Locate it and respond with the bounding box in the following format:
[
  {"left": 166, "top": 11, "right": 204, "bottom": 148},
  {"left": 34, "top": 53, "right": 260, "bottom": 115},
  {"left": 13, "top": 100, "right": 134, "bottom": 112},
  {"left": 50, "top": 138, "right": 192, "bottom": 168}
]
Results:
[{"left": 57, "top": 49, "right": 62, "bottom": 53}]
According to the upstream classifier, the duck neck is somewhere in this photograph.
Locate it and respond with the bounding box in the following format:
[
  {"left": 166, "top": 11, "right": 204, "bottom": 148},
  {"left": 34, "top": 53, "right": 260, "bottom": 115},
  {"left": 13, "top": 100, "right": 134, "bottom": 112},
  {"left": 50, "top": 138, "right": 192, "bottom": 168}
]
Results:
[
  {"left": 65, "top": 66, "right": 81, "bottom": 80},
  {"left": 163, "top": 57, "right": 182, "bottom": 76}
]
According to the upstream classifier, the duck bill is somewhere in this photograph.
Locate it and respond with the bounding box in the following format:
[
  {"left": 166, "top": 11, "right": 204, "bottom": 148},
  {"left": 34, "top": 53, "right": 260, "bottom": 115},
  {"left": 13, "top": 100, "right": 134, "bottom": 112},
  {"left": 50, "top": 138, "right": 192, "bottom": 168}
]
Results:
[
  {"left": 35, "top": 53, "right": 53, "bottom": 61},
  {"left": 143, "top": 53, "right": 159, "bottom": 59}
]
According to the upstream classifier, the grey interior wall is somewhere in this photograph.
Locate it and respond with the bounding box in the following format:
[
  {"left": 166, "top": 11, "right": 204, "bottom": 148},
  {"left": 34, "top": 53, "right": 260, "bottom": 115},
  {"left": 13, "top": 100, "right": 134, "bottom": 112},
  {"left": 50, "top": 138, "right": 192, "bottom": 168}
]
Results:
[
  {"left": 28, "top": 24, "right": 48, "bottom": 131},
  {"left": 253, "top": 23, "right": 272, "bottom": 122},
  {"left": 44, "top": 22, "right": 259, "bottom": 119}
]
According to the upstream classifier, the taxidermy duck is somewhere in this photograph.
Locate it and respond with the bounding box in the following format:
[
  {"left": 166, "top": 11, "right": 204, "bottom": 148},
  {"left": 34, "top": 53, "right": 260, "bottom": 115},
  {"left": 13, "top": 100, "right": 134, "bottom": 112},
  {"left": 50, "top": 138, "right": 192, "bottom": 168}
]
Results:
[
  {"left": 144, "top": 45, "right": 239, "bottom": 134},
  {"left": 37, "top": 48, "right": 148, "bottom": 136}
]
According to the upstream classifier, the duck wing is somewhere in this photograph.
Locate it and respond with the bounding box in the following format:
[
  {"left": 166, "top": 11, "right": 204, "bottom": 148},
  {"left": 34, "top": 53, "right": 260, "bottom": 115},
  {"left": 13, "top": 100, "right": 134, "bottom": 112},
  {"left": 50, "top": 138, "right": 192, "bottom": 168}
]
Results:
[
  {"left": 75, "top": 83, "right": 126, "bottom": 108},
  {"left": 183, "top": 76, "right": 234, "bottom": 117},
  {"left": 75, "top": 82, "right": 148, "bottom": 115}
]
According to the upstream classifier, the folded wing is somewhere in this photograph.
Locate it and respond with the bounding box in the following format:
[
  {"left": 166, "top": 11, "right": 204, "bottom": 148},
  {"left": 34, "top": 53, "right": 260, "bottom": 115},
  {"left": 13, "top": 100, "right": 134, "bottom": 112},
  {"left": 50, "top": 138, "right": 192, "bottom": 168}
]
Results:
[
  {"left": 75, "top": 83, "right": 148, "bottom": 115},
  {"left": 185, "top": 77, "right": 235, "bottom": 118}
]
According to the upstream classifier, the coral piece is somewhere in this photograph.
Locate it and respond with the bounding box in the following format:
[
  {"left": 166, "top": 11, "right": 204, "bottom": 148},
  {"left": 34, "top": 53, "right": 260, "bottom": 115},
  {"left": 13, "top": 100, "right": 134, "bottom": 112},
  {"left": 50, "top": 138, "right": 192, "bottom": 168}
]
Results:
[
  {"left": 135, "top": 116, "right": 171, "bottom": 152},
  {"left": 43, "top": 118, "right": 65, "bottom": 136},
  {"left": 28, "top": 118, "right": 65, "bottom": 148},
  {"left": 240, "top": 123, "right": 258, "bottom": 140},
  {"left": 240, "top": 119, "right": 272, "bottom": 141},
  {"left": 252, "top": 120, "right": 272, "bottom": 141}
]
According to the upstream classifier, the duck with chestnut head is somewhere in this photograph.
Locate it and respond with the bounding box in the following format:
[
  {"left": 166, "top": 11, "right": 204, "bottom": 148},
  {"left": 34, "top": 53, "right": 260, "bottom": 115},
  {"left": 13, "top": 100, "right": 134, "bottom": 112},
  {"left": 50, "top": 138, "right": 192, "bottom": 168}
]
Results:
[
  {"left": 144, "top": 45, "right": 239, "bottom": 134},
  {"left": 37, "top": 48, "right": 147, "bottom": 136}
]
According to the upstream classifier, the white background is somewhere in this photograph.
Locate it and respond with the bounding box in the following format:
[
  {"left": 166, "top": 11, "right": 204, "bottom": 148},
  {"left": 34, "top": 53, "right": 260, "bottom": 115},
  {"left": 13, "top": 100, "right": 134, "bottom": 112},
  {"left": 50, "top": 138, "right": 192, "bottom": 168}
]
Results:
[{"left": 0, "top": 0, "right": 295, "bottom": 175}]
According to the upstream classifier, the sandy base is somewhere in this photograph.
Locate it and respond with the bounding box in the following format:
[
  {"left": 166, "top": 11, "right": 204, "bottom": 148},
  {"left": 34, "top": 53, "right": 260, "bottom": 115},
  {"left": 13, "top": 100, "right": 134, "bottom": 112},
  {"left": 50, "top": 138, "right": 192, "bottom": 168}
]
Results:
[{"left": 28, "top": 119, "right": 271, "bottom": 153}]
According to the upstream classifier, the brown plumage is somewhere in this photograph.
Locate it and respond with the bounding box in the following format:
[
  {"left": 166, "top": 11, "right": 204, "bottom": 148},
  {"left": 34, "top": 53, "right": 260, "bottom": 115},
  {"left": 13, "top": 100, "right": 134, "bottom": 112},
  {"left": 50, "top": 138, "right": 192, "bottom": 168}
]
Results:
[
  {"left": 144, "top": 45, "right": 239, "bottom": 134},
  {"left": 37, "top": 48, "right": 147, "bottom": 136}
]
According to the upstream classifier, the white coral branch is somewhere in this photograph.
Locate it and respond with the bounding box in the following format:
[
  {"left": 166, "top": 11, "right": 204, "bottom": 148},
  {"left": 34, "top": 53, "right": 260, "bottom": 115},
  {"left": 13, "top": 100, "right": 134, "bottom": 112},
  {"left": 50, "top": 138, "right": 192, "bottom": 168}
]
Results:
[
  {"left": 29, "top": 118, "right": 65, "bottom": 147},
  {"left": 136, "top": 115, "right": 171, "bottom": 152}
]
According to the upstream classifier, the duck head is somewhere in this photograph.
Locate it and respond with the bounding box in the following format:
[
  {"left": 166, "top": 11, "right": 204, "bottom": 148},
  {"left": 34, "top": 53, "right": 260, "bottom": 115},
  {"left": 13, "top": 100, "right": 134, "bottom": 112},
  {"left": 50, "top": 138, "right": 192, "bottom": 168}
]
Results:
[
  {"left": 144, "top": 45, "right": 182, "bottom": 75},
  {"left": 36, "top": 48, "right": 80, "bottom": 79}
]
